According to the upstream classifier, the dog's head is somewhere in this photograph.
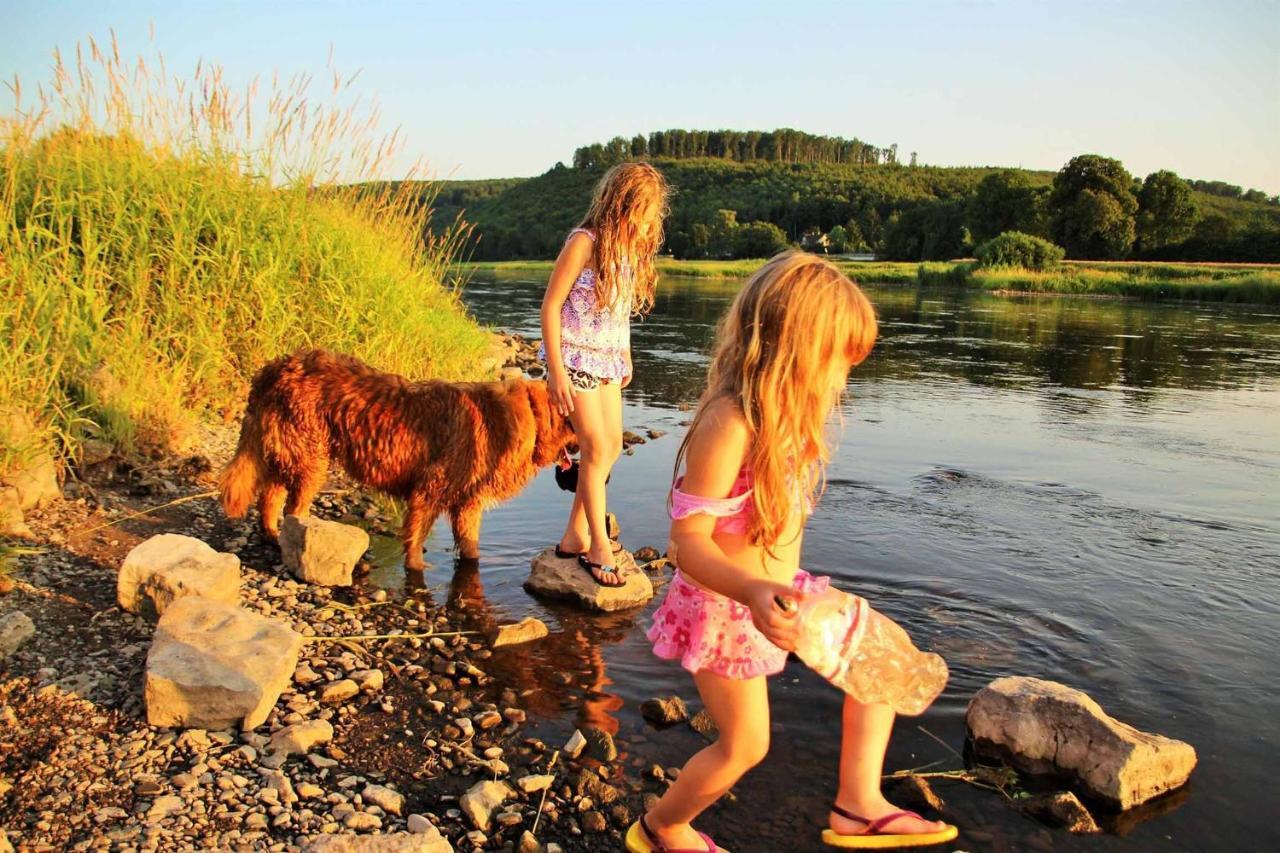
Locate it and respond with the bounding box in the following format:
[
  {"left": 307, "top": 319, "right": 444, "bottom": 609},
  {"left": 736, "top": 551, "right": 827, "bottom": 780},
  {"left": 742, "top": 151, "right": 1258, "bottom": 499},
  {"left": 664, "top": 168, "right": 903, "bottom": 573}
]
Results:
[{"left": 522, "top": 379, "right": 576, "bottom": 467}]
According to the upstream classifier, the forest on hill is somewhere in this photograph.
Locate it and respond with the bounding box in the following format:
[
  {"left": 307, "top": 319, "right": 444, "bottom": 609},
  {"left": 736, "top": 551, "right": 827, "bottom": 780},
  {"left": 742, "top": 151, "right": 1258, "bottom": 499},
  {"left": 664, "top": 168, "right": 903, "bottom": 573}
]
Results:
[{"left": 410, "top": 129, "right": 1280, "bottom": 264}]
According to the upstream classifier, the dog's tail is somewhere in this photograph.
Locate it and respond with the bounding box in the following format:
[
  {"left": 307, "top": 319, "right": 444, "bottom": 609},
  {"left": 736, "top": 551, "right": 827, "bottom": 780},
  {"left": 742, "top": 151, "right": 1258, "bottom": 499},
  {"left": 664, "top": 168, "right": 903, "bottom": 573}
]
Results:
[{"left": 220, "top": 426, "right": 264, "bottom": 518}]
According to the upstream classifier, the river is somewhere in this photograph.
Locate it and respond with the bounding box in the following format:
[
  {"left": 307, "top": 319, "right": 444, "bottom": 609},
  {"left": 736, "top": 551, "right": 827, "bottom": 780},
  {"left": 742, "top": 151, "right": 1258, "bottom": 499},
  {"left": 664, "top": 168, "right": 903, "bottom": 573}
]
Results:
[{"left": 373, "top": 271, "right": 1280, "bottom": 852}]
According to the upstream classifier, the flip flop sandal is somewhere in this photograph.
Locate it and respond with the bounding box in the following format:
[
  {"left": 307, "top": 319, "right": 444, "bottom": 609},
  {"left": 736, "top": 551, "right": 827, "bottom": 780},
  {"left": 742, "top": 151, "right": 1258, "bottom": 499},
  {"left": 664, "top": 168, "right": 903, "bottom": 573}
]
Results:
[
  {"left": 577, "top": 553, "right": 626, "bottom": 588},
  {"left": 554, "top": 541, "right": 623, "bottom": 559},
  {"left": 625, "top": 815, "right": 720, "bottom": 853},
  {"left": 821, "top": 804, "right": 958, "bottom": 849}
]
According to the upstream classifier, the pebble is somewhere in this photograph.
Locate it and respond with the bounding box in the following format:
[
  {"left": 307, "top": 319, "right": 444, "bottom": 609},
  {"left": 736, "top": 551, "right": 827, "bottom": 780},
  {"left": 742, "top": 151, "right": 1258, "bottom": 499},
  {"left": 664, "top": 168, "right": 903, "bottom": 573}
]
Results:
[
  {"left": 563, "top": 730, "right": 587, "bottom": 759},
  {"left": 361, "top": 783, "right": 404, "bottom": 816},
  {"left": 147, "top": 796, "right": 184, "bottom": 820},
  {"left": 517, "top": 774, "right": 555, "bottom": 794},
  {"left": 319, "top": 679, "right": 359, "bottom": 704}
]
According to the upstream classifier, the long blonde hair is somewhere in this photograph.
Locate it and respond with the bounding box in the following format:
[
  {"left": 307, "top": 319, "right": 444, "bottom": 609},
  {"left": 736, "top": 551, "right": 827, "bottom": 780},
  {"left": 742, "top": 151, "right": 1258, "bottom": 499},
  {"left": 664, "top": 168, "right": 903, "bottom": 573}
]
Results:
[
  {"left": 579, "top": 162, "right": 670, "bottom": 314},
  {"left": 673, "top": 251, "right": 878, "bottom": 556}
]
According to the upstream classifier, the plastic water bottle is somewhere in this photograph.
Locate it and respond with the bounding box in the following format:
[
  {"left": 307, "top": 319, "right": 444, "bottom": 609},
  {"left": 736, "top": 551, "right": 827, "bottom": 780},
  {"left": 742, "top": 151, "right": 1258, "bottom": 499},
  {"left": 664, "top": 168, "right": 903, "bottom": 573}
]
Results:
[{"left": 776, "top": 587, "right": 948, "bottom": 717}]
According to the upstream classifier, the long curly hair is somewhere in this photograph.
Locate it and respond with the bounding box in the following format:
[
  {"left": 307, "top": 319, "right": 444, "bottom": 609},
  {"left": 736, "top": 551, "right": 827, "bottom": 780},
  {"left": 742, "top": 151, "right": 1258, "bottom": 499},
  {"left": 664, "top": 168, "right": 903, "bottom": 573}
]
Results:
[
  {"left": 673, "top": 251, "right": 878, "bottom": 559},
  {"left": 578, "top": 162, "right": 670, "bottom": 315}
]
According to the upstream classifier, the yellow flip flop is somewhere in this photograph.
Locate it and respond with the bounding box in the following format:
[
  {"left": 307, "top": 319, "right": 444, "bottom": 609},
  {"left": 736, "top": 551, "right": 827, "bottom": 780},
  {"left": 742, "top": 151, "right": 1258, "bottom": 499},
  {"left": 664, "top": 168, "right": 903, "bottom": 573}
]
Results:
[
  {"left": 626, "top": 815, "right": 726, "bottom": 852},
  {"left": 821, "top": 805, "right": 958, "bottom": 849}
]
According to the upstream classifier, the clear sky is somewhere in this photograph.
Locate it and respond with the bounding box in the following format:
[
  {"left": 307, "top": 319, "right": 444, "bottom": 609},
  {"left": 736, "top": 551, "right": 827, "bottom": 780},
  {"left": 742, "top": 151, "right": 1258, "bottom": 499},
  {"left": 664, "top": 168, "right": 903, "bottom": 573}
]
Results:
[{"left": 4, "top": 0, "right": 1278, "bottom": 192}]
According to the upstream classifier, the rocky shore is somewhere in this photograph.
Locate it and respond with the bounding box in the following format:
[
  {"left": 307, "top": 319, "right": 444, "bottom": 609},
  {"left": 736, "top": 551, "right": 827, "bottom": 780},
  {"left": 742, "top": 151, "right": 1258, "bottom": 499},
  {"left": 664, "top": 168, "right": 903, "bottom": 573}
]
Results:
[{"left": 0, "top": 443, "right": 686, "bottom": 852}]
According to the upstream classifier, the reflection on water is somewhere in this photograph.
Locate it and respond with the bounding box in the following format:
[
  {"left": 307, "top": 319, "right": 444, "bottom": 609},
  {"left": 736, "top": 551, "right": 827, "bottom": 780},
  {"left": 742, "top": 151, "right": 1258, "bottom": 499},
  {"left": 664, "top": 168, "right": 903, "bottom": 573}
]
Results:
[{"left": 372, "top": 273, "right": 1280, "bottom": 852}]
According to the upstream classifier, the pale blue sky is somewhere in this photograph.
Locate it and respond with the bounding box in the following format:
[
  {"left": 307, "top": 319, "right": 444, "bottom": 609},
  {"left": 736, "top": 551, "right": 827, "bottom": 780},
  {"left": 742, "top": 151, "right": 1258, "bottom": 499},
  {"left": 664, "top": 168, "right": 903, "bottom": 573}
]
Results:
[{"left": 4, "top": 0, "right": 1278, "bottom": 192}]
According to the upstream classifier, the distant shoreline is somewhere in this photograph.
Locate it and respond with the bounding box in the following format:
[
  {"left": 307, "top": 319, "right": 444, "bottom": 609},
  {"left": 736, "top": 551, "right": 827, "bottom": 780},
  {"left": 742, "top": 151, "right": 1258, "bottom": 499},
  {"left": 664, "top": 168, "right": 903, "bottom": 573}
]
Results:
[{"left": 458, "top": 258, "right": 1280, "bottom": 304}]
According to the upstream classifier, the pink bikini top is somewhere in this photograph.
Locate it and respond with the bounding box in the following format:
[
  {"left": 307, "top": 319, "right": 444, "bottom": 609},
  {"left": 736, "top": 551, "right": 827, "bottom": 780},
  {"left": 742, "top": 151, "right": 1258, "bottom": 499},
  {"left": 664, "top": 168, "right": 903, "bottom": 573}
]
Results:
[
  {"left": 669, "top": 469, "right": 755, "bottom": 535},
  {"left": 669, "top": 463, "right": 817, "bottom": 537}
]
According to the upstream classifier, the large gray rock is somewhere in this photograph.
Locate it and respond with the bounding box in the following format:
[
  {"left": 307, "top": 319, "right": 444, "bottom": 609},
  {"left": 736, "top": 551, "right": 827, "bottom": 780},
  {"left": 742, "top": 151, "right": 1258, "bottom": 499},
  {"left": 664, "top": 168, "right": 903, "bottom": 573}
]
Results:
[
  {"left": 524, "top": 548, "right": 652, "bottom": 612},
  {"left": 117, "top": 534, "right": 241, "bottom": 617},
  {"left": 966, "top": 676, "right": 1197, "bottom": 809},
  {"left": 460, "top": 779, "right": 513, "bottom": 831},
  {"left": 145, "top": 597, "right": 303, "bottom": 730},
  {"left": 280, "top": 515, "right": 369, "bottom": 586},
  {"left": 302, "top": 831, "right": 452, "bottom": 853},
  {"left": 0, "top": 611, "right": 35, "bottom": 660}
]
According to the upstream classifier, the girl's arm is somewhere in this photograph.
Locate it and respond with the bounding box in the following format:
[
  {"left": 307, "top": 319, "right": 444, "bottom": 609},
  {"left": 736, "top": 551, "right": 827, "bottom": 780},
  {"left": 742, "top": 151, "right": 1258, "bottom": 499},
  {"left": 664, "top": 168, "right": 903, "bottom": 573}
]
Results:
[
  {"left": 670, "top": 399, "right": 804, "bottom": 649},
  {"left": 540, "top": 233, "right": 593, "bottom": 415},
  {"left": 621, "top": 348, "right": 633, "bottom": 388}
]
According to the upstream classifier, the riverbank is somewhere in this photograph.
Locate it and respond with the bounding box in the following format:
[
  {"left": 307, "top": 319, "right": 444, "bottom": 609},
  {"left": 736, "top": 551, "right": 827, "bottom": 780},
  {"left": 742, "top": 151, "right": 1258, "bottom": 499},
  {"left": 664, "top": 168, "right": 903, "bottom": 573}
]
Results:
[
  {"left": 0, "top": 422, "right": 663, "bottom": 852},
  {"left": 458, "top": 257, "right": 917, "bottom": 284},
  {"left": 459, "top": 258, "right": 1280, "bottom": 303}
]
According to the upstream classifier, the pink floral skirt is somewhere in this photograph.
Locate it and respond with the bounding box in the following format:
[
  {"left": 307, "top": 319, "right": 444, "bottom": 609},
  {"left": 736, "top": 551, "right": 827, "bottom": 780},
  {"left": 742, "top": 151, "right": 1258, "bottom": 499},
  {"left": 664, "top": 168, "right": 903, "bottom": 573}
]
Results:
[{"left": 646, "top": 568, "right": 829, "bottom": 680}]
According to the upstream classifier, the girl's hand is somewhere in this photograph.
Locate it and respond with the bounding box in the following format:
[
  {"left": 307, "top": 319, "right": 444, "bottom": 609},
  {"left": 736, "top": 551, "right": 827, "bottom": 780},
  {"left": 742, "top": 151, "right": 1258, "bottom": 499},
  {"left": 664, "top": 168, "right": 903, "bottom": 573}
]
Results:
[
  {"left": 548, "top": 366, "right": 575, "bottom": 416},
  {"left": 621, "top": 353, "right": 633, "bottom": 389},
  {"left": 747, "top": 579, "right": 804, "bottom": 651}
]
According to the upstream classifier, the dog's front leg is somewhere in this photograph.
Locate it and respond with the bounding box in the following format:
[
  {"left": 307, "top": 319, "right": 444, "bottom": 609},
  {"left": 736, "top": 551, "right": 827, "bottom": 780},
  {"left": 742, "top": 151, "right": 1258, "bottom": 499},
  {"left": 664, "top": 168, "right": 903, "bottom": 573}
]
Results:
[
  {"left": 450, "top": 503, "right": 483, "bottom": 561},
  {"left": 401, "top": 494, "right": 438, "bottom": 571}
]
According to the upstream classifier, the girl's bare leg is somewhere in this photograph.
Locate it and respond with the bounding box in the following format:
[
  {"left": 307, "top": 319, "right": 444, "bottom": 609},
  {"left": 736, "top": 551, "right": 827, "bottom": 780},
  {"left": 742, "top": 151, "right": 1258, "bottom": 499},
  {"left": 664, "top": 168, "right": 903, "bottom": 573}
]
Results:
[
  {"left": 558, "top": 483, "right": 589, "bottom": 552},
  {"left": 830, "top": 697, "right": 949, "bottom": 836},
  {"left": 644, "top": 671, "right": 770, "bottom": 848},
  {"left": 561, "top": 386, "right": 621, "bottom": 581}
]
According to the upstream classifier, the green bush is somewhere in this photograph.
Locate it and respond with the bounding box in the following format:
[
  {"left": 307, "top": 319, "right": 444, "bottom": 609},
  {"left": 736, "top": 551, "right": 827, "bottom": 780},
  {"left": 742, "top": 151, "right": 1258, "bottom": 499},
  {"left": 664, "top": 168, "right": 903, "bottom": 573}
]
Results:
[{"left": 975, "top": 231, "right": 1065, "bottom": 270}]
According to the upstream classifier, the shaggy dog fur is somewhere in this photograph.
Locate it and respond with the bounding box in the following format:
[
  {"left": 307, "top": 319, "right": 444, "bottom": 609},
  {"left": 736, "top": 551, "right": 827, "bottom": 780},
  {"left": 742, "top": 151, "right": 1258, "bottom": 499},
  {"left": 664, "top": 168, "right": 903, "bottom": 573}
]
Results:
[{"left": 220, "top": 349, "right": 575, "bottom": 569}]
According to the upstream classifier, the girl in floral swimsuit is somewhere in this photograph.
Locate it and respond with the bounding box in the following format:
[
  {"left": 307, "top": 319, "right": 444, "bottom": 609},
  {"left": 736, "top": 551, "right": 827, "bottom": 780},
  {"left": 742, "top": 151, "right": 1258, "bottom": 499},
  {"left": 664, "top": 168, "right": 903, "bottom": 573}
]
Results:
[
  {"left": 539, "top": 162, "right": 670, "bottom": 585},
  {"left": 629, "top": 253, "right": 958, "bottom": 852}
]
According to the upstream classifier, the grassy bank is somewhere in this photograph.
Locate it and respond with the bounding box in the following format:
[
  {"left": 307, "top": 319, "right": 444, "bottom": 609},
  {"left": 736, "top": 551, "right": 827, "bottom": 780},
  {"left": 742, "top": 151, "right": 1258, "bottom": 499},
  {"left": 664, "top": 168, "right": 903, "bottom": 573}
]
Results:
[
  {"left": 918, "top": 261, "right": 1280, "bottom": 303},
  {"left": 459, "top": 257, "right": 920, "bottom": 284},
  {"left": 1, "top": 40, "right": 492, "bottom": 473},
  {"left": 462, "top": 258, "right": 1280, "bottom": 303}
]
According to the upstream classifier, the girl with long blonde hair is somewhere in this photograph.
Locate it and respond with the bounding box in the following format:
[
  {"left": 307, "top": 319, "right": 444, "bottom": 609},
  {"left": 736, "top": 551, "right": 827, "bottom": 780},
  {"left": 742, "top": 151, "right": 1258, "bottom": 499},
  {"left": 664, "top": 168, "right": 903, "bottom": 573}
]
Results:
[
  {"left": 630, "top": 252, "right": 958, "bottom": 851},
  {"left": 539, "top": 162, "right": 670, "bottom": 584}
]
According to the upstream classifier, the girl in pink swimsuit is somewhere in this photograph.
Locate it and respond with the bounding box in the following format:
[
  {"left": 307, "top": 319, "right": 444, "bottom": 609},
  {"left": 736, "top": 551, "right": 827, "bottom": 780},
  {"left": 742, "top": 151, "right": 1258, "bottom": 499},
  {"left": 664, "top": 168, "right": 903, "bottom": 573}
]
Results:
[
  {"left": 629, "top": 253, "right": 957, "bottom": 853},
  {"left": 539, "top": 163, "right": 670, "bottom": 586}
]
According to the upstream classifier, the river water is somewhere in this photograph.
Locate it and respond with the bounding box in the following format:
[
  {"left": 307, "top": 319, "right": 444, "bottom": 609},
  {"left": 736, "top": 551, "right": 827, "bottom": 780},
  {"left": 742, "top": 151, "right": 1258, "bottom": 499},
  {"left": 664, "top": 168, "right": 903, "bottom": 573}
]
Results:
[{"left": 374, "top": 272, "right": 1280, "bottom": 852}]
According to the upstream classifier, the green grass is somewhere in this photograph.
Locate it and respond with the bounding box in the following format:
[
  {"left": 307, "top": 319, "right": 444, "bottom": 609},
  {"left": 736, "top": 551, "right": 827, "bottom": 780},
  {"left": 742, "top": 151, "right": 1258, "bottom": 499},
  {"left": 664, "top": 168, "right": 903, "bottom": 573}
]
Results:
[
  {"left": 464, "top": 257, "right": 1280, "bottom": 304},
  {"left": 918, "top": 261, "right": 1280, "bottom": 303},
  {"left": 460, "top": 257, "right": 922, "bottom": 284},
  {"left": 1, "top": 37, "right": 493, "bottom": 474}
]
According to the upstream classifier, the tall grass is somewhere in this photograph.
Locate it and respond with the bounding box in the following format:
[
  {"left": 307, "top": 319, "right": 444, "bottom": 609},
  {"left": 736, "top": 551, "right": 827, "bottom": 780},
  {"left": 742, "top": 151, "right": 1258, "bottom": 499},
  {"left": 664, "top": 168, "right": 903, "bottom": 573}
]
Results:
[{"left": 1, "top": 35, "right": 492, "bottom": 472}]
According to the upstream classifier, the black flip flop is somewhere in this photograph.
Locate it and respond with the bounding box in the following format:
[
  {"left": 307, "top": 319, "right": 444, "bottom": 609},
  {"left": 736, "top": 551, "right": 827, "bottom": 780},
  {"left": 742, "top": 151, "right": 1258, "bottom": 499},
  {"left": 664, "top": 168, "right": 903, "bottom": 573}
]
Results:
[
  {"left": 555, "top": 541, "right": 622, "bottom": 559},
  {"left": 577, "top": 553, "right": 626, "bottom": 588}
]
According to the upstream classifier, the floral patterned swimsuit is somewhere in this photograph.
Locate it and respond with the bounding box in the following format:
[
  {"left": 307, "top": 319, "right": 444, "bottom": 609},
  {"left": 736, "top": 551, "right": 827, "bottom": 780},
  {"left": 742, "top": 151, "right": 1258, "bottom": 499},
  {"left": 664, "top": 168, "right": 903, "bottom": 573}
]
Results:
[
  {"left": 537, "top": 228, "right": 632, "bottom": 392},
  {"left": 646, "top": 468, "right": 829, "bottom": 680}
]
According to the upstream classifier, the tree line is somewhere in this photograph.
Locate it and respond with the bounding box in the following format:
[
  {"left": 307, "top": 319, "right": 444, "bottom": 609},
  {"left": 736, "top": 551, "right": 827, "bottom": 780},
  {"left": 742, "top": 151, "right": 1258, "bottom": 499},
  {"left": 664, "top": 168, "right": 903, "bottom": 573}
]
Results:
[
  {"left": 572, "top": 128, "right": 901, "bottom": 169},
  {"left": 422, "top": 149, "right": 1280, "bottom": 264}
]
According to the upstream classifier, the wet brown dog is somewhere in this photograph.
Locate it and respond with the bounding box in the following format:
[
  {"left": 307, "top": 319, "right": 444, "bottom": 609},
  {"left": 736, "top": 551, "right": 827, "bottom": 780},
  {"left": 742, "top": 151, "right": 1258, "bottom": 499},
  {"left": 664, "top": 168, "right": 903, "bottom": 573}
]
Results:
[{"left": 220, "top": 350, "right": 575, "bottom": 569}]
